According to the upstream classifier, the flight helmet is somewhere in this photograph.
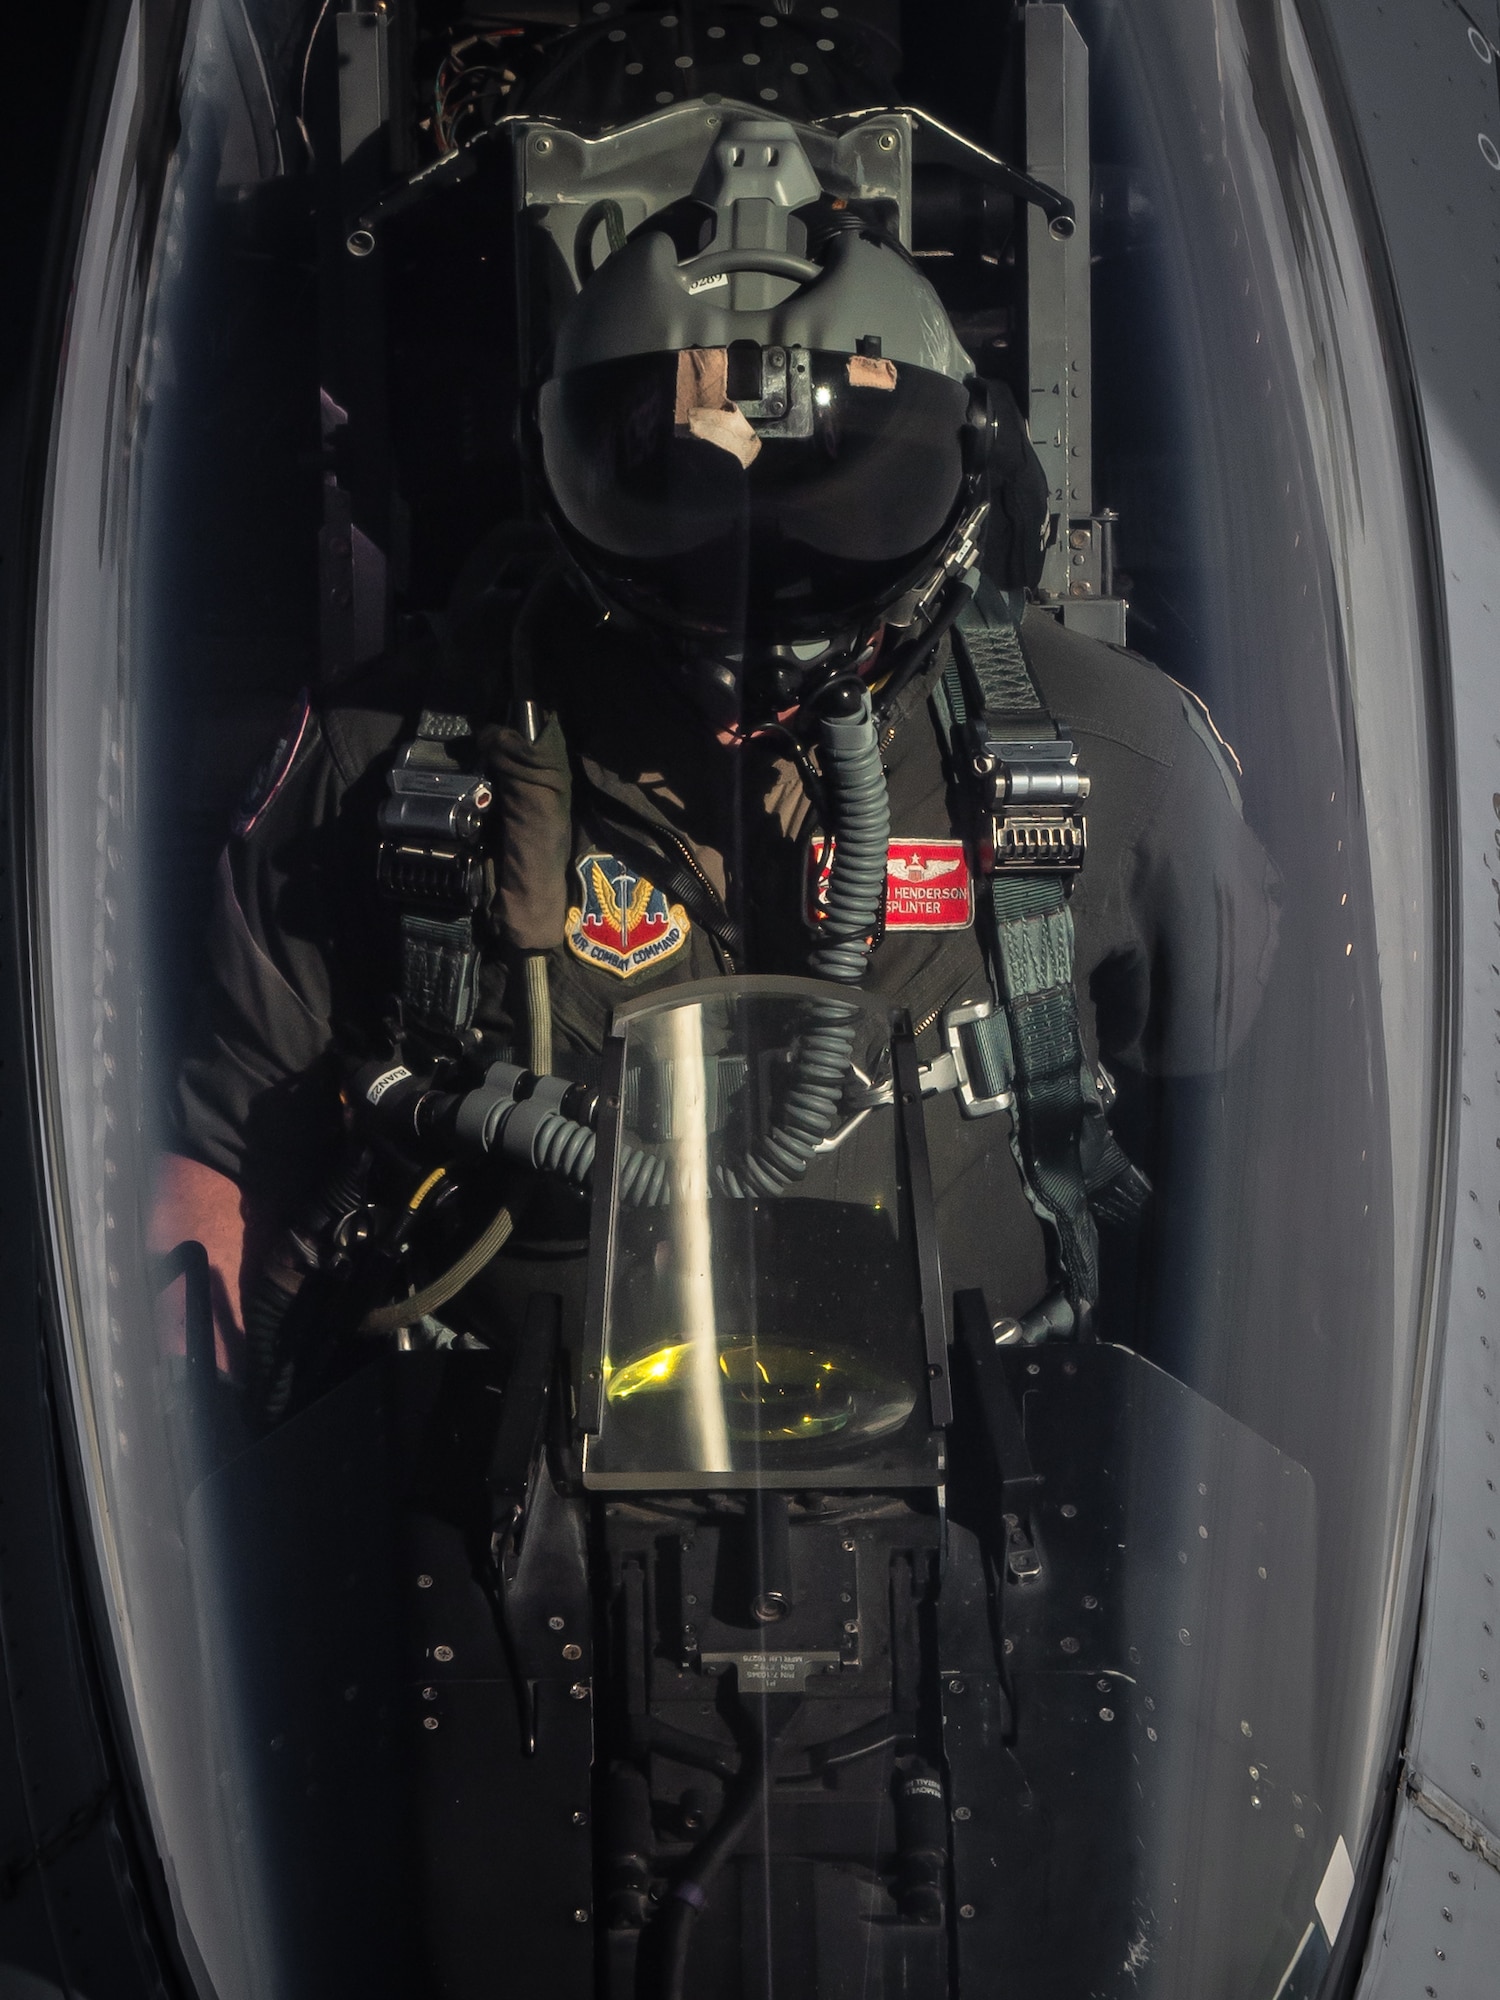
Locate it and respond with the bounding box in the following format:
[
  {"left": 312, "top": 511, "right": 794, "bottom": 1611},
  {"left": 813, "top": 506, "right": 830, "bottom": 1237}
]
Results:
[{"left": 524, "top": 108, "right": 1045, "bottom": 719}]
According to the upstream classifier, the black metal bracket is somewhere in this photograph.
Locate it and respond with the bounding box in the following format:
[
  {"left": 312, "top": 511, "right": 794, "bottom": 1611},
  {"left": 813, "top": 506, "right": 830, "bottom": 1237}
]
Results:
[
  {"left": 488, "top": 1294, "right": 593, "bottom": 1756},
  {"left": 578, "top": 1029, "right": 626, "bottom": 1436},
  {"left": 892, "top": 1020, "right": 954, "bottom": 1428},
  {"left": 954, "top": 1289, "right": 1044, "bottom": 1581}
]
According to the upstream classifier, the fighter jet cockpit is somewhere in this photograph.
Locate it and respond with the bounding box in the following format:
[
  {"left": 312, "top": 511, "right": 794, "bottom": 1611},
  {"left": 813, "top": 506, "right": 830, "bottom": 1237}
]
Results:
[{"left": 26, "top": 2, "right": 1447, "bottom": 1996}]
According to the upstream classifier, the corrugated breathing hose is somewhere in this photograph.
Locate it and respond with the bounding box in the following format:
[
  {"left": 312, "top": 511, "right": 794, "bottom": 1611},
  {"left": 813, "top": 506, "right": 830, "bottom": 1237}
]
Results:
[
  {"left": 358, "top": 947, "right": 562, "bottom": 1333},
  {"left": 807, "top": 681, "right": 890, "bottom": 985},
  {"left": 710, "top": 681, "right": 885, "bottom": 1198}
]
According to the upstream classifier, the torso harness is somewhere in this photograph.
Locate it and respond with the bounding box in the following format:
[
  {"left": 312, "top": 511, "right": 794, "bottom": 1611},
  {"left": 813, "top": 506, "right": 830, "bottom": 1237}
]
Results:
[{"left": 370, "top": 603, "right": 1147, "bottom": 1339}]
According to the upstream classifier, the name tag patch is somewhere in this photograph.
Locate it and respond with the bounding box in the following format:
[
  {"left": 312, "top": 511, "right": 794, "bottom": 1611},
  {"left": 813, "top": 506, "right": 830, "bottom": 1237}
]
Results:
[
  {"left": 566, "top": 852, "right": 691, "bottom": 979},
  {"left": 807, "top": 837, "right": 973, "bottom": 932}
]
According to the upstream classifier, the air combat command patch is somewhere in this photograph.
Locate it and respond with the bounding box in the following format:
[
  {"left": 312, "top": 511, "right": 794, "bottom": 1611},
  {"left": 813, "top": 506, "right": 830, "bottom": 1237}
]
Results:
[{"left": 565, "top": 852, "right": 691, "bottom": 979}]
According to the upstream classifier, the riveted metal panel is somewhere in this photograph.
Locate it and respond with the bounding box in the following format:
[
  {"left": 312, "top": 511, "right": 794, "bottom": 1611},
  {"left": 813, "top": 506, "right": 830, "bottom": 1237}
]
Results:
[
  {"left": 1311, "top": 0, "right": 1500, "bottom": 1989},
  {"left": 1354, "top": 1798, "right": 1500, "bottom": 1999},
  {"left": 1024, "top": 4, "right": 1091, "bottom": 519}
]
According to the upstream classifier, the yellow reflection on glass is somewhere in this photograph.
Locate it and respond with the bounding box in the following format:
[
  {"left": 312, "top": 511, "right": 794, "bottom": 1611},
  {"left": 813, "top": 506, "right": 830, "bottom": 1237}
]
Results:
[{"left": 605, "top": 1338, "right": 915, "bottom": 1445}]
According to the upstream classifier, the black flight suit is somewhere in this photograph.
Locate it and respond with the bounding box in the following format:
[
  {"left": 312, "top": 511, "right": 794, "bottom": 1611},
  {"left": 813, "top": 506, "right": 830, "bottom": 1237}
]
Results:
[{"left": 174, "top": 571, "right": 1280, "bottom": 1334}]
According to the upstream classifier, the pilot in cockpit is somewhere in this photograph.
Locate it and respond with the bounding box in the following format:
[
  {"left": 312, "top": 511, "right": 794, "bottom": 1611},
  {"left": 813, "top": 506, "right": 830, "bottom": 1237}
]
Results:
[{"left": 148, "top": 78, "right": 1279, "bottom": 1415}]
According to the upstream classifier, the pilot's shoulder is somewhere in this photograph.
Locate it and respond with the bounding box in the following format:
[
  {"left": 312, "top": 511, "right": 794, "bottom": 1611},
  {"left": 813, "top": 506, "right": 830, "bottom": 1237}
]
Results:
[
  {"left": 1021, "top": 608, "right": 1185, "bottom": 767},
  {"left": 1024, "top": 611, "right": 1247, "bottom": 820}
]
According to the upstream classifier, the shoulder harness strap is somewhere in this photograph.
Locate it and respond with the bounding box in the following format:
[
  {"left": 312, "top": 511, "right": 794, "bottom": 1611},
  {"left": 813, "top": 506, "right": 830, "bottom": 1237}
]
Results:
[
  {"left": 935, "top": 593, "right": 1146, "bottom": 1323},
  {"left": 377, "top": 708, "right": 494, "bottom": 1052}
]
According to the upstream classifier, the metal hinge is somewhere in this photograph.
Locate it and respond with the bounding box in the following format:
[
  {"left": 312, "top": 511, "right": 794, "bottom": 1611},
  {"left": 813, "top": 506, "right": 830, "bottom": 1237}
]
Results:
[{"left": 1405, "top": 1764, "right": 1500, "bottom": 1875}]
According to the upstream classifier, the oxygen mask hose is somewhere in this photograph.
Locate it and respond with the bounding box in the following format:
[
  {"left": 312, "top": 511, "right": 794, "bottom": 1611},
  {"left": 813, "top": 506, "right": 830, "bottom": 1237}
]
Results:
[
  {"left": 707, "top": 681, "right": 887, "bottom": 1198},
  {"left": 807, "top": 679, "right": 889, "bottom": 986}
]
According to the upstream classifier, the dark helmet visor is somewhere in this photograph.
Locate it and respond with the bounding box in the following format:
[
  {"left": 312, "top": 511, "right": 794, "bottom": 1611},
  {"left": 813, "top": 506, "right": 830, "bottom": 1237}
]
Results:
[{"left": 537, "top": 348, "right": 972, "bottom": 642}]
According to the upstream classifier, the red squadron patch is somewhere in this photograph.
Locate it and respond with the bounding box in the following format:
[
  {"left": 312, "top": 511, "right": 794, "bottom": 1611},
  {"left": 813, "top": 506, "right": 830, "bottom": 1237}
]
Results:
[{"left": 565, "top": 853, "right": 691, "bottom": 979}]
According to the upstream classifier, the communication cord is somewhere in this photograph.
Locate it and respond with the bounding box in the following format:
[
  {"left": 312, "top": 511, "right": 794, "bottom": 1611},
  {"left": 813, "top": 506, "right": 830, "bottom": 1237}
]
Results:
[{"left": 660, "top": 1698, "right": 795, "bottom": 2000}]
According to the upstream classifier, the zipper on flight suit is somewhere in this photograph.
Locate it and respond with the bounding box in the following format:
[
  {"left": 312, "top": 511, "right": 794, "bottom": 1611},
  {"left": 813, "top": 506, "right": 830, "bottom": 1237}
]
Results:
[{"left": 652, "top": 823, "right": 742, "bottom": 972}]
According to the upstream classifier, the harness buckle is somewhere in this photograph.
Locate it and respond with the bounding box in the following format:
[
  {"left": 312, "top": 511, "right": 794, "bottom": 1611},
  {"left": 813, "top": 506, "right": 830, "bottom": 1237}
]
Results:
[
  {"left": 980, "top": 807, "right": 1088, "bottom": 874},
  {"left": 377, "top": 841, "right": 487, "bottom": 909},
  {"left": 966, "top": 721, "right": 1089, "bottom": 876}
]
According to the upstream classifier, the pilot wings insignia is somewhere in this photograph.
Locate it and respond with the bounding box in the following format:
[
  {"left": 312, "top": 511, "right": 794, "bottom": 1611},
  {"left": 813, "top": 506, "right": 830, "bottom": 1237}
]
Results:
[
  {"left": 889, "top": 855, "right": 962, "bottom": 885},
  {"left": 567, "top": 852, "right": 690, "bottom": 979}
]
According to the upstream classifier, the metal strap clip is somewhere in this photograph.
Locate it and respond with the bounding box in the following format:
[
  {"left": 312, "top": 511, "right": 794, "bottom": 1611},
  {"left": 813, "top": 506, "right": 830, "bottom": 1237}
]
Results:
[
  {"left": 967, "top": 719, "right": 1089, "bottom": 876},
  {"left": 981, "top": 807, "right": 1087, "bottom": 873},
  {"left": 944, "top": 1000, "right": 1016, "bottom": 1118}
]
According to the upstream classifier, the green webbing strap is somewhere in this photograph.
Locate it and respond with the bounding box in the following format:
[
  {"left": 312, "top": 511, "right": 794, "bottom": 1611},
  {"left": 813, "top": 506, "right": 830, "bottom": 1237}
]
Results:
[
  {"left": 961, "top": 618, "right": 1035, "bottom": 713},
  {"left": 986, "top": 875, "right": 1098, "bottom": 1310},
  {"left": 389, "top": 712, "right": 486, "bottom": 1045},
  {"left": 402, "top": 912, "right": 480, "bottom": 1038},
  {"left": 940, "top": 621, "right": 1101, "bottom": 1312}
]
